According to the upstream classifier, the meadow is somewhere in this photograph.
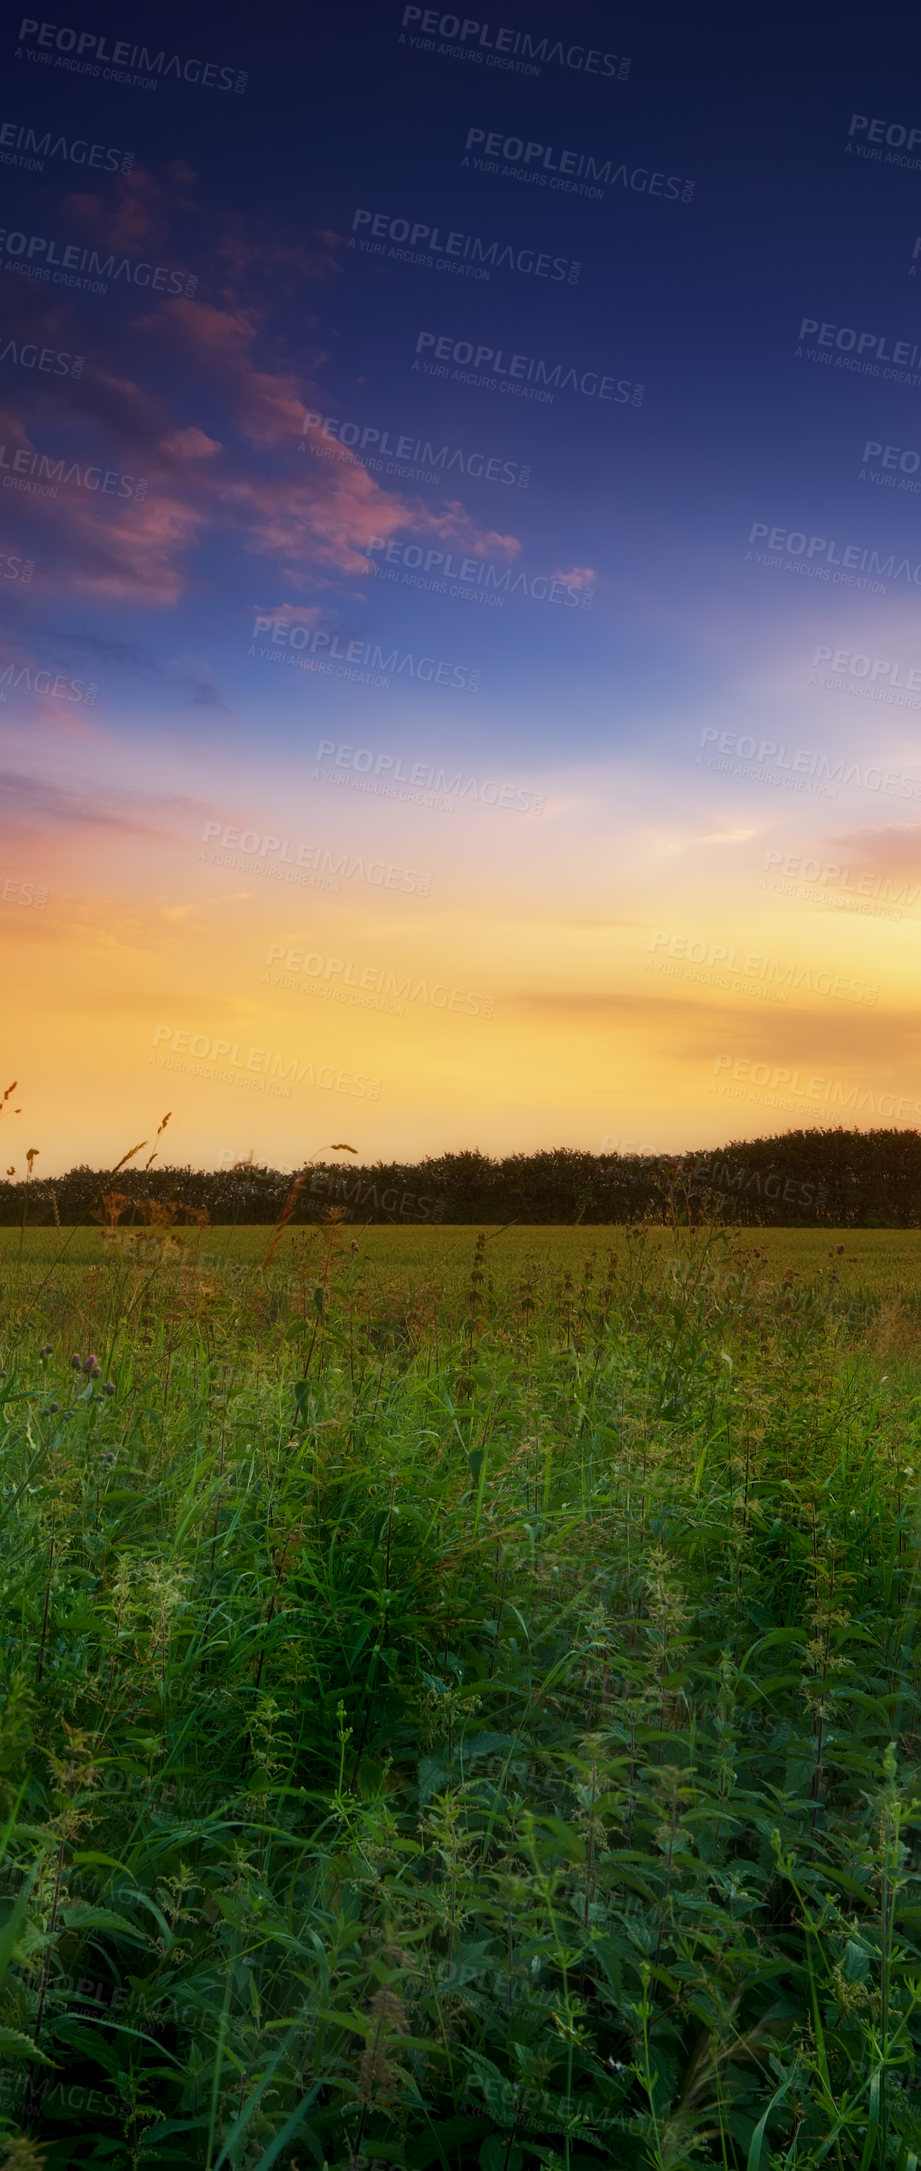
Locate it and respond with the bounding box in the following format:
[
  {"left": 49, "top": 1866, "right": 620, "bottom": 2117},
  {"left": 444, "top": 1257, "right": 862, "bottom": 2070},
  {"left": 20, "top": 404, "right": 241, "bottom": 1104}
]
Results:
[{"left": 1, "top": 1208, "right": 920, "bottom": 2169}]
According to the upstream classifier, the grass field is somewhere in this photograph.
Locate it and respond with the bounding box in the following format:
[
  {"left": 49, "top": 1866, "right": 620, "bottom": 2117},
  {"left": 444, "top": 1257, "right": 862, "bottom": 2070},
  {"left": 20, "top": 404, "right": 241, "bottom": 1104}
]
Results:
[
  {"left": 1, "top": 1216, "right": 921, "bottom": 2169},
  {"left": 4, "top": 1218, "right": 921, "bottom": 1296}
]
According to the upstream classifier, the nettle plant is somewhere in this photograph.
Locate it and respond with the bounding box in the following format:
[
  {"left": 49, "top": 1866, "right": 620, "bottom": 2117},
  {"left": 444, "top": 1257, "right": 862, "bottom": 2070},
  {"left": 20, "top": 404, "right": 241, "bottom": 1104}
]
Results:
[{"left": 1, "top": 1177, "right": 921, "bottom": 2165}]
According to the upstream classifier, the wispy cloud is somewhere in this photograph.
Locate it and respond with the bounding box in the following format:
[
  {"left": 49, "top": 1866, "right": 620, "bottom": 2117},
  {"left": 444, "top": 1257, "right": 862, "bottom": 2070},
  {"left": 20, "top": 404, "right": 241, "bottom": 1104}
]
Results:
[{"left": 0, "top": 769, "right": 212, "bottom": 838}]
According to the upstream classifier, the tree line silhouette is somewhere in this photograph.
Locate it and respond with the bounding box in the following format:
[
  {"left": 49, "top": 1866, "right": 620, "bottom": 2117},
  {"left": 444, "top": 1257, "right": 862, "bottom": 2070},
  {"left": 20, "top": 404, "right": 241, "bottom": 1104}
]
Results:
[{"left": 2, "top": 1128, "right": 920, "bottom": 1226}]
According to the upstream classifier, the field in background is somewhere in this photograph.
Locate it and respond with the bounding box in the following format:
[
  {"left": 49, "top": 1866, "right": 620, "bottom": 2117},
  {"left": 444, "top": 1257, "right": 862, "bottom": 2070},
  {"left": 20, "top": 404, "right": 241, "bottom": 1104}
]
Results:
[
  {"left": 1, "top": 1217, "right": 921, "bottom": 2167},
  {"left": 4, "top": 1218, "right": 921, "bottom": 1297}
]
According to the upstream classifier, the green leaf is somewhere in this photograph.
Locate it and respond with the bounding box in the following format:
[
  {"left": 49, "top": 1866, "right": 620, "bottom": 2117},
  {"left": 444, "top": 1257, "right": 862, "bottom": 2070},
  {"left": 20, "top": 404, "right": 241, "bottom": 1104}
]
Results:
[
  {"left": 747, "top": 2067, "right": 794, "bottom": 2171},
  {"left": 460, "top": 1732, "right": 519, "bottom": 1759},
  {"left": 0, "top": 1881, "right": 30, "bottom": 1988},
  {"left": 70, "top": 1850, "right": 135, "bottom": 1875},
  {"left": 858, "top": 2069, "right": 881, "bottom": 2171},
  {"left": 591, "top": 1937, "right": 624, "bottom": 1999},
  {"left": 58, "top": 1905, "right": 147, "bottom": 1940},
  {"left": 211, "top": 2025, "right": 308, "bottom": 2169},
  {"left": 481, "top": 2142, "right": 523, "bottom": 2171},
  {"left": 418, "top": 1757, "right": 451, "bottom": 1808},
  {"left": 0, "top": 2023, "right": 56, "bottom": 2065},
  {"left": 312, "top": 2007, "right": 370, "bottom": 2037},
  {"left": 465, "top": 2049, "right": 517, "bottom": 2127},
  {"left": 247, "top": 2087, "right": 325, "bottom": 2169}
]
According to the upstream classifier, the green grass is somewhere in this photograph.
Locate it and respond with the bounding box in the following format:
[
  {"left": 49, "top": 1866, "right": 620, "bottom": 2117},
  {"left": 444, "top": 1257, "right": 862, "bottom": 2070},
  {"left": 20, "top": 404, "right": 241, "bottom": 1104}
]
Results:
[
  {"left": 1, "top": 1215, "right": 921, "bottom": 2169},
  {"left": 4, "top": 1217, "right": 921, "bottom": 1293}
]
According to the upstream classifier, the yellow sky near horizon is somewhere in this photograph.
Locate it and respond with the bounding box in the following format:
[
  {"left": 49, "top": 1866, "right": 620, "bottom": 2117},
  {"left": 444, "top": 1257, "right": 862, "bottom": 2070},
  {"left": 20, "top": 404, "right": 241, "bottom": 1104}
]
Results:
[{"left": 3, "top": 722, "right": 918, "bottom": 1173}]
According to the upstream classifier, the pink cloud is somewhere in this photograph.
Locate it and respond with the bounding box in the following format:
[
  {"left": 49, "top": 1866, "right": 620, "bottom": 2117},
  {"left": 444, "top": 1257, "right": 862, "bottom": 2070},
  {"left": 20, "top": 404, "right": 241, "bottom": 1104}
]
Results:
[
  {"left": 145, "top": 297, "right": 309, "bottom": 447},
  {"left": 65, "top": 162, "right": 202, "bottom": 256},
  {"left": 249, "top": 603, "right": 327, "bottom": 627},
  {"left": 64, "top": 163, "right": 197, "bottom": 253},
  {"left": 0, "top": 638, "right": 105, "bottom": 740},
  {"left": 823, "top": 825, "right": 921, "bottom": 879},
  {"left": 0, "top": 418, "right": 208, "bottom": 604},
  {"left": 161, "top": 427, "right": 221, "bottom": 459},
  {"left": 220, "top": 463, "right": 521, "bottom": 586},
  {"left": 216, "top": 226, "right": 344, "bottom": 296},
  {"left": 0, "top": 267, "right": 523, "bottom": 605},
  {"left": 551, "top": 565, "right": 597, "bottom": 591}
]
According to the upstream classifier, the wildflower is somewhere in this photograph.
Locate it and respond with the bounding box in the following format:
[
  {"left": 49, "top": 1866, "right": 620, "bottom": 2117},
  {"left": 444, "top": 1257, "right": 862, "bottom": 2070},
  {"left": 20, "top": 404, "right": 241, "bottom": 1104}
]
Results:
[
  {"left": 357, "top": 1986, "right": 409, "bottom": 2109},
  {"left": 101, "top": 1382, "right": 117, "bottom": 1396},
  {"left": 45, "top": 1402, "right": 59, "bottom": 1415},
  {"left": 70, "top": 1354, "right": 82, "bottom": 1370},
  {"left": 39, "top": 1343, "right": 53, "bottom": 1357},
  {"left": 83, "top": 1354, "right": 101, "bottom": 1375},
  {"left": 99, "top": 1452, "right": 116, "bottom": 1466},
  {"left": 1, "top": 2136, "right": 49, "bottom": 2170}
]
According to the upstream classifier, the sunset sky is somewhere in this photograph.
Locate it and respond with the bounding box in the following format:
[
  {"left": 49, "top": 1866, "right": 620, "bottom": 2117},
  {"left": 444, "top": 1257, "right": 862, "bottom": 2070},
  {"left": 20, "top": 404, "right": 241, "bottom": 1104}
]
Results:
[{"left": 2, "top": 0, "right": 921, "bottom": 1173}]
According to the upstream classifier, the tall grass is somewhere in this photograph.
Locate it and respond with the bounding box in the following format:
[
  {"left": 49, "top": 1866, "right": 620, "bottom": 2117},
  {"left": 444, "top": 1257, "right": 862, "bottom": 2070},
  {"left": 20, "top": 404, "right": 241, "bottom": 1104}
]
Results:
[{"left": 0, "top": 1210, "right": 920, "bottom": 2168}]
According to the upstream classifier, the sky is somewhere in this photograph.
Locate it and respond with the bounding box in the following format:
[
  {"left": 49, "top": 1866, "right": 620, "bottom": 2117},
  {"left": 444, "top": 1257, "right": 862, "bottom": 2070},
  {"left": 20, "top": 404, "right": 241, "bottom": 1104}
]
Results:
[{"left": 2, "top": 0, "right": 921, "bottom": 1175}]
